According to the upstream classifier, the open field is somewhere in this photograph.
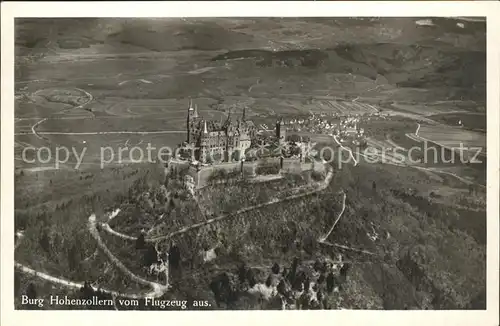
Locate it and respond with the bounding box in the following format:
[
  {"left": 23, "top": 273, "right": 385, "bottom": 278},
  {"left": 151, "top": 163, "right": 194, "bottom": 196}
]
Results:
[
  {"left": 15, "top": 96, "right": 381, "bottom": 135},
  {"left": 417, "top": 124, "right": 486, "bottom": 156},
  {"left": 428, "top": 112, "right": 486, "bottom": 132},
  {"left": 15, "top": 132, "right": 186, "bottom": 171}
]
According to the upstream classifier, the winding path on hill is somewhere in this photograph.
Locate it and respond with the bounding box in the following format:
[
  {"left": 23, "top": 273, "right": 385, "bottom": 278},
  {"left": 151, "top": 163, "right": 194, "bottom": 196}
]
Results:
[
  {"left": 333, "top": 135, "right": 358, "bottom": 166},
  {"left": 87, "top": 214, "right": 169, "bottom": 295},
  {"left": 14, "top": 229, "right": 167, "bottom": 299},
  {"left": 14, "top": 212, "right": 168, "bottom": 300},
  {"left": 318, "top": 240, "right": 377, "bottom": 256},
  {"left": 14, "top": 263, "right": 163, "bottom": 299},
  {"left": 319, "top": 191, "right": 347, "bottom": 242},
  {"left": 317, "top": 191, "right": 377, "bottom": 256},
  {"left": 102, "top": 166, "right": 334, "bottom": 243},
  {"left": 15, "top": 176, "right": 375, "bottom": 301},
  {"left": 102, "top": 161, "right": 375, "bottom": 257},
  {"left": 15, "top": 165, "right": 334, "bottom": 300}
]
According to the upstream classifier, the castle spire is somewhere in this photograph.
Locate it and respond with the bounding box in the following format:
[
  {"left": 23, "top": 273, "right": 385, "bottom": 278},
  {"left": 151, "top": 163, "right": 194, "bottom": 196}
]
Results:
[
  {"left": 193, "top": 104, "right": 199, "bottom": 118},
  {"left": 242, "top": 107, "right": 246, "bottom": 121},
  {"left": 187, "top": 99, "right": 193, "bottom": 143},
  {"left": 224, "top": 107, "right": 233, "bottom": 128},
  {"left": 188, "top": 98, "right": 194, "bottom": 111},
  {"left": 203, "top": 120, "right": 208, "bottom": 134}
]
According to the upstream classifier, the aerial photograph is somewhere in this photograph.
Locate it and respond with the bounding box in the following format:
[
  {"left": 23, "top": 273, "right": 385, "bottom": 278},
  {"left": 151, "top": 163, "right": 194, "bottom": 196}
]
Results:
[{"left": 14, "top": 17, "right": 486, "bottom": 310}]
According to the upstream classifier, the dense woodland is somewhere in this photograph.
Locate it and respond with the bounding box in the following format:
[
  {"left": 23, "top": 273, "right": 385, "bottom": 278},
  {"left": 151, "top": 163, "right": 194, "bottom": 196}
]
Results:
[{"left": 14, "top": 158, "right": 486, "bottom": 310}]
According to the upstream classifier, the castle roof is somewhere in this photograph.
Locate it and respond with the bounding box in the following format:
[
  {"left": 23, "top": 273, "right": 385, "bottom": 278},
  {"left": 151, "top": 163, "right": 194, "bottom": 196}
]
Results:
[
  {"left": 189, "top": 102, "right": 255, "bottom": 137},
  {"left": 245, "top": 120, "right": 255, "bottom": 127}
]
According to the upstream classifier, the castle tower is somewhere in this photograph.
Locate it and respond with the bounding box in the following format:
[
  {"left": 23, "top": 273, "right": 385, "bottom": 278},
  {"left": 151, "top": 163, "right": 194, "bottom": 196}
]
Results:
[
  {"left": 227, "top": 107, "right": 232, "bottom": 124},
  {"left": 276, "top": 117, "right": 286, "bottom": 145},
  {"left": 186, "top": 99, "right": 195, "bottom": 143},
  {"left": 199, "top": 120, "right": 208, "bottom": 163},
  {"left": 224, "top": 107, "right": 234, "bottom": 133},
  {"left": 193, "top": 104, "right": 199, "bottom": 119},
  {"left": 203, "top": 119, "right": 208, "bottom": 135}
]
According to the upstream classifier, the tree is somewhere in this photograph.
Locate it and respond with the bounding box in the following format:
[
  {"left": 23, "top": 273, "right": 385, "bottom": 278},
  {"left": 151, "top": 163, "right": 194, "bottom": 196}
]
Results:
[
  {"left": 292, "top": 271, "right": 306, "bottom": 291},
  {"left": 317, "top": 290, "right": 324, "bottom": 307},
  {"left": 232, "top": 150, "right": 241, "bottom": 162},
  {"left": 304, "top": 276, "right": 311, "bottom": 292},
  {"left": 39, "top": 231, "right": 51, "bottom": 254},
  {"left": 302, "top": 234, "right": 317, "bottom": 255},
  {"left": 136, "top": 233, "right": 146, "bottom": 250},
  {"left": 143, "top": 244, "right": 158, "bottom": 267},
  {"left": 313, "top": 259, "right": 323, "bottom": 273},
  {"left": 237, "top": 263, "right": 247, "bottom": 283},
  {"left": 265, "top": 275, "right": 273, "bottom": 287},
  {"left": 80, "top": 281, "right": 95, "bottom": 299},
  {"left": 326, "top": 272, "right": 336, "bottom": 293},
  {"left": 277, "top": 279, "right": 287, "bottom": 296},
  {"left": 246, "top": 268, "right": 257, "bottom": 287},
  {"left": 210, "top": 273, "right": 239, "bottom": 308},
  {"left": 25, "top": 283, "right": 38, "bottom": 310},
  {"left": 290, "top": 257, "right": 300, "bottom": 283},
  {"left": 26, "top": 283, "right": 37, "bottom": 299},
  {"left": 169, "top": 244, "right": 181, "bottom": 270},
  {"left": 339, "top": 263, "right": 351, "bottom": 280},
  {"left": 67, "top": 244, "right": 79, "bottom": 271},
  {"left": 271, "top": 262, "right": 280, "bottom": 275}
]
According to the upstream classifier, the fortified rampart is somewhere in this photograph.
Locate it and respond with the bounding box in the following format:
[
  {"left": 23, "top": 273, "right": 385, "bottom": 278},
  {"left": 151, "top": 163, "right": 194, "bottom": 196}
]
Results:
[{"left": 168, "top": 155, "right": 319, "bottom": 189}]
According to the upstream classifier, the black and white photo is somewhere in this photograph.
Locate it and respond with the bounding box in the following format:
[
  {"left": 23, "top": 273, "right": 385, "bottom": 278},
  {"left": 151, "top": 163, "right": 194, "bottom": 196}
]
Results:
[{"left": 1, "top": 2, "right": 499, "bottom": 326}]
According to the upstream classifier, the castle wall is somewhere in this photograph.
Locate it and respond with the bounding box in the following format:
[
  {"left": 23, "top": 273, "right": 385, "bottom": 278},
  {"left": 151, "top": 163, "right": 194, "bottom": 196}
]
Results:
[
  {"left": 193, "top": 161, "right": 243, "bottom": 188},
  {"left": 312, "top": 161, "right": 325, "bottom": 173},
  {"left": 242, "top": 162, "right": 257, "bottom": 177},
  {"left": 174, "top": 158, "right": 318, "bottom": 189},
  {"left": 187, "top": 165, "right": 201, "bottom": 189},
  {"left": 282, "top": 158, "right": 304, "bottom": 173},
  {"left": 168, "top": 157, "right": 318, "bottom": 190}
]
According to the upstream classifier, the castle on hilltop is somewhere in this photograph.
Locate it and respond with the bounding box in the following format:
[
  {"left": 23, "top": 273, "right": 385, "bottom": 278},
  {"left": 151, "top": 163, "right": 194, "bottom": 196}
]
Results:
[
  {"left": 184, "top": 100, "right": 287, "bottom": 164},
  {"left": 171, "top": 100, "right": 321, "bottom": 188}
]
